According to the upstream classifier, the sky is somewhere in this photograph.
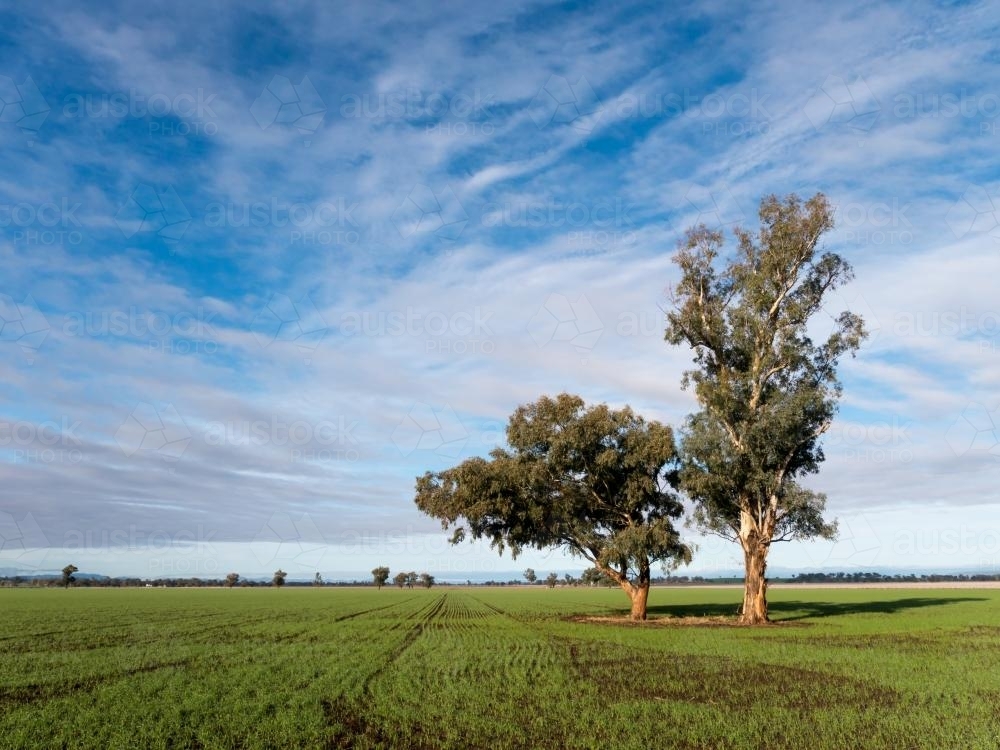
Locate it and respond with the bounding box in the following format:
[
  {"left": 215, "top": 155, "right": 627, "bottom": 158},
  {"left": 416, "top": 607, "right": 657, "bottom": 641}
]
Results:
[{"left": 2, "top": 0, "right": 1000, "bottom": 581}]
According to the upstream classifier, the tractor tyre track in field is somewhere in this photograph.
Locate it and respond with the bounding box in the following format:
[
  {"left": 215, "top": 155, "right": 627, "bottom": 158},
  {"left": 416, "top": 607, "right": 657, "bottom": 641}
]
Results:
[
  {"left": 0, "top": 657, "right": 197, "bottom": 708},
  {"left": 362, "top": 593, "right": 447, "bottom": 690},
  {"left": 331, "top": 596, "right": 415, "bottom": 623},
  {"left": 467, "top": 595, "right": 511, "bottom": 619},
  {"left": 0, "top": 609, "right": 226, "bottom": 645},
  {"left": 322, "top": 594, "right": 447, "bottom": 749}
]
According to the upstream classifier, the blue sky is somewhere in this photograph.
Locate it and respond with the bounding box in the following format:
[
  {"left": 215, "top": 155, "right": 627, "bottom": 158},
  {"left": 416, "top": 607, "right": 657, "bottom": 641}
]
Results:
[{"left": 2, "top": 0, "right": 1000, "bottom": 581}]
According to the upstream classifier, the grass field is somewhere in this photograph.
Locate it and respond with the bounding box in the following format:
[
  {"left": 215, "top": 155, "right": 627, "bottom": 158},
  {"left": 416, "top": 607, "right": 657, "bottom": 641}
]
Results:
[{"left": 2, "top": 586, "right": 999, "bottom": 749}]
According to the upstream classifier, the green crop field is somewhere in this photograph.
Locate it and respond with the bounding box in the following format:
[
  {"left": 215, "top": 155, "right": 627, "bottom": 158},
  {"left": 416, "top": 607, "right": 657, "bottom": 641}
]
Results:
[{"left": 2, "top": 586, "right": 999, "bottom": 749}]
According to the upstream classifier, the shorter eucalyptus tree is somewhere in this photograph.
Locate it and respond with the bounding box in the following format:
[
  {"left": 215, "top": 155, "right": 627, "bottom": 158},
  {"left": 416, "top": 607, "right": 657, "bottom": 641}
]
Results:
[{"left": 414, "top": 393, "right": 691, "bottom": 620}]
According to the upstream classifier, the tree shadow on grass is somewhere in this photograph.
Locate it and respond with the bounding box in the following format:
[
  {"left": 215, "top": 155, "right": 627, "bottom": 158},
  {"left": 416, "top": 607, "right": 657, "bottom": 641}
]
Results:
[{"left": 642, "top": 596, "right": 988, "bottom": 622}]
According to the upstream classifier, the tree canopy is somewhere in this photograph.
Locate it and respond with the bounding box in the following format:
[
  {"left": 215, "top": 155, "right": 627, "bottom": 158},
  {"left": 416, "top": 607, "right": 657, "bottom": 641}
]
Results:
[
  {"left": 665, "top": 192, "right": 865, "bottom": 623},
  {"left": 415, "top": 393, "right": 691, "bottom": 619},
  {"left": 61, "top": 564, "right": 78, "bottom": 589},
  {"left": 372, "top": 566, "right": 390, "bottom": 589}
]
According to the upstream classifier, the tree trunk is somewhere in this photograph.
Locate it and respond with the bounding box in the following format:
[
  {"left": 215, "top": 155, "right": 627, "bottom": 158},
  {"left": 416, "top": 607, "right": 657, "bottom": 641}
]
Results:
[
  {"left": 740, "top": 541, "right": 769, "bottom": 624},
  {"left": 628, "top": 582, "right": 650, "bottom": 621},
  {"left": 601, "top": 561, "right": 651, "bottom": 621}
]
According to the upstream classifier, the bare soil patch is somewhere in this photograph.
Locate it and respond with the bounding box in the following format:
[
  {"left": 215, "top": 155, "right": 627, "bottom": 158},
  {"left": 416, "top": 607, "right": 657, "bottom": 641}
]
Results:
[{"left": 567, "top": 614, "right": 808, "bottom": 628}]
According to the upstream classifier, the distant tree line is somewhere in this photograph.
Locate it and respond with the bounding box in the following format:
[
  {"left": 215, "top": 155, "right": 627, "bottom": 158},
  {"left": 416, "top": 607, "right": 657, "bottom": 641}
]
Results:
[
  {"left": 7, "top": 564, "right": 999, "bottom": 589},
  {"left": 0, "top": 570, "right": 436, "bottom": 588}
]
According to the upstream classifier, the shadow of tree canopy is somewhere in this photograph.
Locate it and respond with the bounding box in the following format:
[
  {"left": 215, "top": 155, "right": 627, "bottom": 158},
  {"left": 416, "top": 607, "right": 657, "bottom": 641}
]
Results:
[{"left": 641, "top": 596, "right": 988, "bottom": 621}]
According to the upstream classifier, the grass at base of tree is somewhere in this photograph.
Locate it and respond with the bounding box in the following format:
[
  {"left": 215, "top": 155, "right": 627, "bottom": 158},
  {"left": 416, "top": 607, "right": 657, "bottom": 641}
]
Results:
[{"left": 1, "top": 586, "right": 998, "bottom": 749}]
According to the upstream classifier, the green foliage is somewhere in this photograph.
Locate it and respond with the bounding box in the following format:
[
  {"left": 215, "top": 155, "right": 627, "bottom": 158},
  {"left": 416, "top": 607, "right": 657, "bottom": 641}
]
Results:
[
  {"left": 414, "top": 394, "right": 691, "bottom": 593},
  {"left": 371, "top": 566, "right": 390, "bottom": 589},
  {"left": 665, "top": 193, "right": 864, "bottom": 545},
  {"left": 419, "top": 573, "right": 435, "bottom": 589},
  {"left": 581, "top": 567, "right": 615, "bottom": 587},
  {"left": 544, "top": 572, "right": 559, "bottom": 588},
  {"left": 272, "top": 570, "right": 287, "bottom": 588},
  {"left": 60, "top": 565, "right": 78, "bottom": 589},
  {"left": 393, "top": 572, "right": 407, "bottom": 589},
  {"left": 224, "top": 573, "right": 240, "bottom": 588},
  {"left": 523, "top": 568, "right": 537, "bottom": 584}
]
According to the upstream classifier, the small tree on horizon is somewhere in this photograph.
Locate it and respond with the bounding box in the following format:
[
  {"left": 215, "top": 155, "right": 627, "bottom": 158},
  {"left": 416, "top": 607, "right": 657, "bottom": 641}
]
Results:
[
  {"left": 225, "top": 572, "right": 240, "bottom": 588},
  {"left": 272, "top": 570, "right": 287, "bottom": 588},
  {"left": 393, "top": 572, "right": 408, "bottom": 589},
  {"left": 581, "top": 567, "right": 615, "bottom": 587},
  {"left": 372, "top": 566, "right": 390, "bottom": 590},
  {"left": 61, "top": 565, "right": 78, "bottom": 588},
  {"left": 523, "top": 568, "right": 537, "bottom": 585},
  {"left": 419, "top": 572, "right": 435, "bottom": 589},
  {"left": 544, "top": 572, "right": 558, "bottom": 589},
  {"left": 405, "top": 572, "right": 418, "bottom": 589},
  {"left": 313, "top": 572, "right": 324, "bottom": 587}
]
